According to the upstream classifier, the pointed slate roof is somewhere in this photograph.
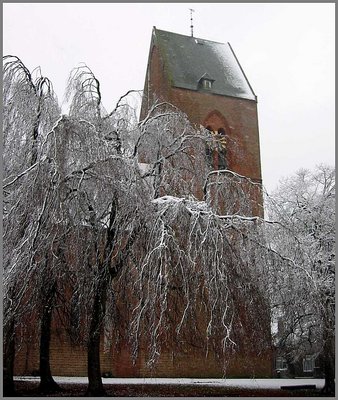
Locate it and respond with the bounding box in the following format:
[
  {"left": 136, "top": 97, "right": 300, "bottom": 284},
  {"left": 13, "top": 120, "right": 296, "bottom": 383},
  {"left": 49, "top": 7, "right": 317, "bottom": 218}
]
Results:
[{"left": 152, "top": 27, "right": 256, "bottom": 101}]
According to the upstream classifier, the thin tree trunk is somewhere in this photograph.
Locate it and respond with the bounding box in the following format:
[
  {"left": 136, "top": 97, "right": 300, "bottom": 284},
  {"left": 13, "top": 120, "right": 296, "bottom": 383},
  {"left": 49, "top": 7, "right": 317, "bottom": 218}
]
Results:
[
  {"left": 321, "top": 326, "right": 335, "bottom": 395},
  {"left": 39, "top": 282, "right": 61, "bottom": 393},
  {"left": 85, "top": 231, "right": 136, "bottom": 396},
  {"left": 323, "top": 362, "right": 335, "bottom": 395},
  {"left": 86, "top": 200, "right": 116, "bottom": 396},
  {"left": 320, "top": 295, "right": 335, "bottom": 396},
  {"left": 31, "top": 104, "right": 41, "bottom": 166},
  {"left": 3, "top": 318, "right": 16, "bottom": 396},
  {"left": 86, "top": 274, "right": 109, "bottom": 396}
]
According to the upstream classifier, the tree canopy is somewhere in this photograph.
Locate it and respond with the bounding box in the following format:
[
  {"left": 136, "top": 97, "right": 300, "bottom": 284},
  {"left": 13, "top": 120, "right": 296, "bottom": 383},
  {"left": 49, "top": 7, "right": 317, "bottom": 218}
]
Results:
[{"left": 3, "top": 56, "right": 335, "bottom": 396}]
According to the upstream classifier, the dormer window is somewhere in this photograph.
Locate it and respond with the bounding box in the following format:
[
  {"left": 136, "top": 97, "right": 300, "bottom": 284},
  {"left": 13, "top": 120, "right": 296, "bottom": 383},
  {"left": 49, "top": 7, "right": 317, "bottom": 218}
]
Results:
[
  {"left": 203, "top": 80, "right": 212, "bottom": 89},
  {"left": 198, "top": 73, "right": 215, "bottom": 91}
]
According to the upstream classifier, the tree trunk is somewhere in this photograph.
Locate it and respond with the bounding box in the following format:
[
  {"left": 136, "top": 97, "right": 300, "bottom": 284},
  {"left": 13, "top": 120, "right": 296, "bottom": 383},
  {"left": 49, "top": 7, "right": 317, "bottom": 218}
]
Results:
[
  {"left": 320, "top": 295, "right": 335, "bottom": 396},
  {"left": 321, "top": 326, "right": 335, "bottom": 395},
  {"left": 86, "top": 200, "right": 116, "bottom": 396},
  {"left": 39, "top": 282, "right": 61, "bottom": 393},
  {"left": 31, "top": 104, "right": 41, "bottom": 166},
  {"left": 86, "top": 274, "right": 109, "bottom": 396},
  {"left": 3, "top": 318, "right": 16, "bottom": 396},
  {"left": 323, "top": 364, "right": 335, "bottom": 396}
]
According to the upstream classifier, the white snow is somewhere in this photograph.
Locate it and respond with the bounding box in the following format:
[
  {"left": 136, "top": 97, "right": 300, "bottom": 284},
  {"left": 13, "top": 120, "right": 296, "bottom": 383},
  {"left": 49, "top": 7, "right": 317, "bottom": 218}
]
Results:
[
  {"left": 152, "top": 196, "right": 211, "bottom": 216},
  {"left": 138, "top": 162, "right": 152, "bottom": 174},
  {"left": 211, "top": 42, "right": 255, "bottom": 101},
  {"left": 152, "top": 195, "right": 182, "bottom": 205},
  {"left": 14, "top": 376, "right": 325, "bottom": 389}
]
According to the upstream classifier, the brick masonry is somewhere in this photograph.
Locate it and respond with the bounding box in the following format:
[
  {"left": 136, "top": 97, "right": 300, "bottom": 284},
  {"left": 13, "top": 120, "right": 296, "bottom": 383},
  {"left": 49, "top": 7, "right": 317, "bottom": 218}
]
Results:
[{"left": 14, "top": 331, "right": 273, "bottom": 378}]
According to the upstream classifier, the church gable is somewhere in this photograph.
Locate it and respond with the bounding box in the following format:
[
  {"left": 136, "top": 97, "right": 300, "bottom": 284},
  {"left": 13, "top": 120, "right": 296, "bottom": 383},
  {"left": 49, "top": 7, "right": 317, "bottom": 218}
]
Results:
[
  {"left": 153, "top": 27, "right": 256, "bottom": 101},
  {"left": 141, "top": 26, "right": 263, "bottom": 192}
]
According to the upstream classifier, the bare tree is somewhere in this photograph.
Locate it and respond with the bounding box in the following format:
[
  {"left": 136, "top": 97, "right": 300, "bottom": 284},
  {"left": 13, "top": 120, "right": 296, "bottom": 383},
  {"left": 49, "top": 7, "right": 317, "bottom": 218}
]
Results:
[{"left": 266, "top": 165, "right": 335, "bottom": 394}]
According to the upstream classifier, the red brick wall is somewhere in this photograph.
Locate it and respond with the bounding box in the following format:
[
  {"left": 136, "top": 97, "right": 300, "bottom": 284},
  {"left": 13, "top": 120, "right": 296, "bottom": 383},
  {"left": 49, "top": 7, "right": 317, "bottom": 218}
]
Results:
[
  {"left": 140, "top": 45, "right": 171, "bottom": 117},
  {"left": 14, "top": 327, "right": 273, "bottom": 378},
  {"left": 169, "top": 88, "right": 262, "bottom": 182}
]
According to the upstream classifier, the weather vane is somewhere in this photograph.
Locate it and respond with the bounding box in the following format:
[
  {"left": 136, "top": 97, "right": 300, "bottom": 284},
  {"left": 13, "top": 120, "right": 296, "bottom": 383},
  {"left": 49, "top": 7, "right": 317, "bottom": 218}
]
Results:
[{"left": 189, "top": 8, "right": 195, "bottom": 37}]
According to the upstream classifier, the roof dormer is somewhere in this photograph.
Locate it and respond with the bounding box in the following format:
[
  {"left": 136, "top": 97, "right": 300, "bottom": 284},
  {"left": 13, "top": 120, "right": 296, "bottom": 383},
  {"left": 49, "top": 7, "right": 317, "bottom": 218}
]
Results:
[{"left": 198, "top": 73, "right": 215, "bottom": 91}]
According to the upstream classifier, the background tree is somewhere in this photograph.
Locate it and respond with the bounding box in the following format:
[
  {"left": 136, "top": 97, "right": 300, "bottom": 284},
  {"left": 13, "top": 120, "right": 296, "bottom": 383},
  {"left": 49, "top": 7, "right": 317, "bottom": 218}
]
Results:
[{"left": 266, "top": 165, "right": 335, "bottom": 394}]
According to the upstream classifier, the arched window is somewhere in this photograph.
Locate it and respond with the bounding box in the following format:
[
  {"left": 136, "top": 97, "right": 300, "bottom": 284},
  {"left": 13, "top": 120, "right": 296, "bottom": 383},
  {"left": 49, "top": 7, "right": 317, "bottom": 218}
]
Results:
[{"left": 203, "top": 112, "right": 229, "bottom": 171}]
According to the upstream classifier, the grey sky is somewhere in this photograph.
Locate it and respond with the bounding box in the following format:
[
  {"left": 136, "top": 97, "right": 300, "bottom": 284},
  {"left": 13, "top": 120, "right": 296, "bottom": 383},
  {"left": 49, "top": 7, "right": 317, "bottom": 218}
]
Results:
[{"left": 3, "top": 3, "right": 335, "bottom": 193}]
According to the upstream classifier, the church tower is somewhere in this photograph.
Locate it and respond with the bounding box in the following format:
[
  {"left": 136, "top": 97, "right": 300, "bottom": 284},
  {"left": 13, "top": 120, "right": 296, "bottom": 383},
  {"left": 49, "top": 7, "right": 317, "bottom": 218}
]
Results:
[{"left": 140, "top": 27, "right": 263, "bottom": 215}]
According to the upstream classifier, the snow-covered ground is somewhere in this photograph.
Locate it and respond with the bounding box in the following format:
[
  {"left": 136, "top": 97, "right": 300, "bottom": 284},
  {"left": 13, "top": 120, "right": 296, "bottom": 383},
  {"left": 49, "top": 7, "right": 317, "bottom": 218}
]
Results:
[{"left": 14, "top": 376, "right": 325, "bottom": 389}]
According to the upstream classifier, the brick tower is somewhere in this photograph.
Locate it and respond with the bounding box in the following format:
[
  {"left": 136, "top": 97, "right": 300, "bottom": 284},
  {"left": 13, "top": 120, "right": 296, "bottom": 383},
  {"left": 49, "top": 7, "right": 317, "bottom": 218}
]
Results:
[{"left": 140, "top": 27, "right": 263, "bottom": 215}]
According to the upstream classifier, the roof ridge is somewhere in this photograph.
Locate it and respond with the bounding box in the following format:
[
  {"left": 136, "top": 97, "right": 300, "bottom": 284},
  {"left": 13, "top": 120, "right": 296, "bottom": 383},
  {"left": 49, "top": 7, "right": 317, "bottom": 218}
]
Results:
[{"left": 154, "top": 27, "right": 226, "bottom": 46}]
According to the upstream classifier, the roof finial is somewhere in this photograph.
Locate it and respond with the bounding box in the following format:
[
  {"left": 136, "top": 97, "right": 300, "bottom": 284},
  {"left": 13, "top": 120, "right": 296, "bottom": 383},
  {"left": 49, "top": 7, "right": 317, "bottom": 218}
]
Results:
[{"left": 189, "top": 8, "right": 195, "bottom": 37}]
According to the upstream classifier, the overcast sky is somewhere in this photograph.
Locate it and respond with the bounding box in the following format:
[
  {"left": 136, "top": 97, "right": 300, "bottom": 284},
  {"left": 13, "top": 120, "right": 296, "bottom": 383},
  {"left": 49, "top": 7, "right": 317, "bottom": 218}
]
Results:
[{"left": 3, "top": 3, "right": 335, "bottom": 193}]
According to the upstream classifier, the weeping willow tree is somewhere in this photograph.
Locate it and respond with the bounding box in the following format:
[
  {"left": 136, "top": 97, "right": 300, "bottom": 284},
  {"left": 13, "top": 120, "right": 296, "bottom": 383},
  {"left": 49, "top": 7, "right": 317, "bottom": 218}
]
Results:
[
  {"left": 61, "top": 65, "right": 278, "bottom": 395},
  {"left": 4, "top": 58, "right": 290, "bottom": 397},
  {"left": 3, "top": 55, "right": 62, "bottom": 394}
]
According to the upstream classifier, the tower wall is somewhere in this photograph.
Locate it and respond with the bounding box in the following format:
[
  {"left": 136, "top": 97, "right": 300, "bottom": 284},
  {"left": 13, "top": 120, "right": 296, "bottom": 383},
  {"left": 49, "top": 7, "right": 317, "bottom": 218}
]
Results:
[
  {"left": 140, "top": 41, "right": 263, "bottom": 215},
  {"left": 169, "top": 87, "right": 262, "bottom": 182},
  {"left": 141, "top": 42, "right": 262, "bottom": 183}
]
